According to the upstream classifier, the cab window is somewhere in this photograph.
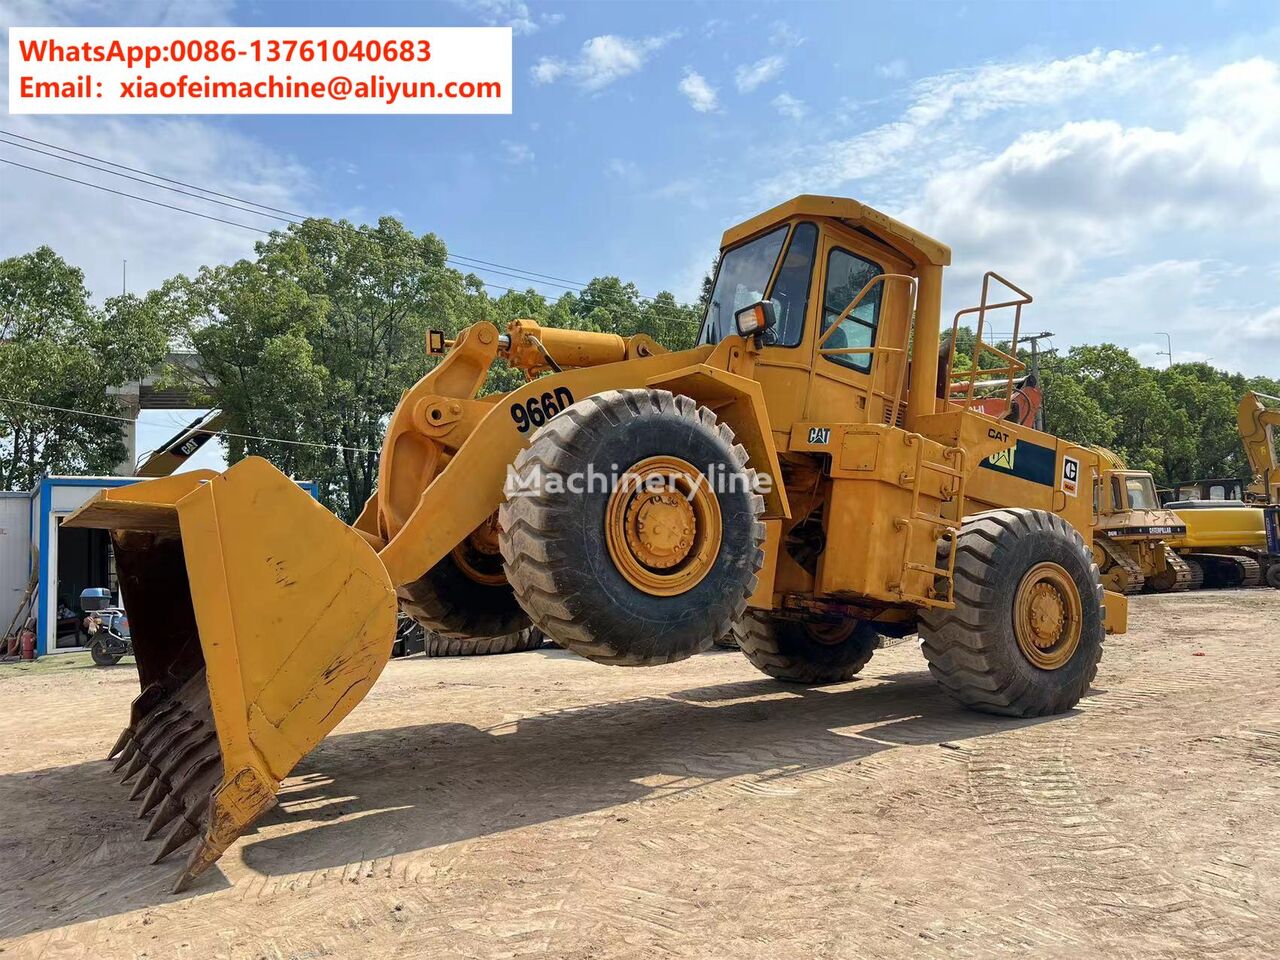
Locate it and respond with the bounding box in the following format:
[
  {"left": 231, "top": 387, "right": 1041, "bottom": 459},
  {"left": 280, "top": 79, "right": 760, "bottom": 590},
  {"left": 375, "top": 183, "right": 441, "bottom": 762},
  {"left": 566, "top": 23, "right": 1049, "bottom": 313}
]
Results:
[
  {"left": 820, "top": 247, "right": 884, "bottom": 373},
  {"left": 699, "top": 226, "right": 787, "bottom": 345},
  {"left": 767, "top": 222, "right": 818, "bottom": 347},
  {"left": 1125, "top": 476, "right": 1158, "bottom": 510}
]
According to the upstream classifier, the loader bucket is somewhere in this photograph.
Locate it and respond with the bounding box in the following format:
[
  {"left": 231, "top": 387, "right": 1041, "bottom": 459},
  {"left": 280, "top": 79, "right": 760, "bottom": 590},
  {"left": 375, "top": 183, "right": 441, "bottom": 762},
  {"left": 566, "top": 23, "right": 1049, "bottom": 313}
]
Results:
[{"left": 63, "top": 458, "right": 398, "bottom": 891}]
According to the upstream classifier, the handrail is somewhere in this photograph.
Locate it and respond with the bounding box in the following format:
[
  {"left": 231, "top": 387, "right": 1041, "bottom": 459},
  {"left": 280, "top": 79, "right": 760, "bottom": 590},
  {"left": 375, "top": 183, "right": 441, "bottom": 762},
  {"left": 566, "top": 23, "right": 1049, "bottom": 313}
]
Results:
[
  {"left": 947, "top": 271, "right": 1033, "bottom": 415},
  {"left": 817, "top": 273, "right": 918, "bottom": 425}
]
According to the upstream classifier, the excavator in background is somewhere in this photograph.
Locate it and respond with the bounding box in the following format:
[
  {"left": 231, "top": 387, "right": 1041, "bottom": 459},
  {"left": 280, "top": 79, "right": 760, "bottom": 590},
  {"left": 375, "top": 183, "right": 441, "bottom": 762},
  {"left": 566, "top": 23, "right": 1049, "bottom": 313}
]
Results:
[
  {"left": 65, "top": 195, "right": 1126, "bottom": 892},
  {"left": 1159, "top": 391, "right": 1280, "bottom": 589},
  {"left": 1238, "top": 391, "right": 1280, "bottom": 504}
]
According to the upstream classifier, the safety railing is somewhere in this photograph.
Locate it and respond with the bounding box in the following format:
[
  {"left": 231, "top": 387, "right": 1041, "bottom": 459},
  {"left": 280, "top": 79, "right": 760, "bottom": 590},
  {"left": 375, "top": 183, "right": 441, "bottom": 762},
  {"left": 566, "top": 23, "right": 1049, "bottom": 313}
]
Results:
[
  {"left": 817, "top": 273, "right": 918, "bottom": 426},
  {"left": 948, "top": 271, "right": 1033, "bottom": 414}
]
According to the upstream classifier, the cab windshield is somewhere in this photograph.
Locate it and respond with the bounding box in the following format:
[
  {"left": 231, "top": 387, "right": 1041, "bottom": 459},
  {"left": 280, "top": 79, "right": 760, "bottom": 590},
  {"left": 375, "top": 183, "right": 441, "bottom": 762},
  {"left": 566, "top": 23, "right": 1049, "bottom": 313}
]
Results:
[
  {"left": 699, "top": 226, "right": 788, "bottom": 345},
  {"left": 1125, "top": 476, "right": 1159, "bottom": 510}
]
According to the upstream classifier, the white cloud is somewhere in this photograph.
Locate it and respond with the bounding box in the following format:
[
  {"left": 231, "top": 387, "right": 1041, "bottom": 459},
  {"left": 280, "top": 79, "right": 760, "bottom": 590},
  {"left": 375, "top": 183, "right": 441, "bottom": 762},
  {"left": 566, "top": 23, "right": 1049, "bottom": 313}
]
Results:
[
  {"left": 877, "top": 59, "right": 908, "bottom": 80},
  {"left": 742, "top": 47, "right": 1280, "bottom": 375},
  {"left": 678, "top": 69, "right": 718, "bottom": 113},
  {"left": 455, "top": 1, "right": 560, "bottom": 36},
  {"left": 530, "top": 33, "right": 676, "bottom": 92},
  {"left": 906, "top": 59, "right": 1280, "bottom": 289},
  {"left": 501, "top": 140, "right": 534, "bottom": 164},
  {"left": 772, "top": 92, "right": 806, "bottom": 120},
  {"left": 769, "top": 22, "right": 804, "bottom": 49},
  {"left": 605, "top": 158, "right": 641, "bottom": 182},
  {"left": 735, "top": 55, "right": 785, "bottom": 93}
]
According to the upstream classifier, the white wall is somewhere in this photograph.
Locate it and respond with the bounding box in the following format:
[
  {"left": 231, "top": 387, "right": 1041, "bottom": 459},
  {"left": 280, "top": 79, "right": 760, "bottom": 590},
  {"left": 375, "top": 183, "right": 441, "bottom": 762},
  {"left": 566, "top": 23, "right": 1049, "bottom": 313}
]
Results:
[{"left": 0, "top": 494, "right": 32, "bottom": 628}]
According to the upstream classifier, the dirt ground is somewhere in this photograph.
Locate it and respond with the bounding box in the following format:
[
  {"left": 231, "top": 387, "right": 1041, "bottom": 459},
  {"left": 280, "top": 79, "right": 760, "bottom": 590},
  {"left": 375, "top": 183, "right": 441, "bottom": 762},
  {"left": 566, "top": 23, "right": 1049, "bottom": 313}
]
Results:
[{"left": 1, "top": 590, "right": 1277, "bottom": 960}]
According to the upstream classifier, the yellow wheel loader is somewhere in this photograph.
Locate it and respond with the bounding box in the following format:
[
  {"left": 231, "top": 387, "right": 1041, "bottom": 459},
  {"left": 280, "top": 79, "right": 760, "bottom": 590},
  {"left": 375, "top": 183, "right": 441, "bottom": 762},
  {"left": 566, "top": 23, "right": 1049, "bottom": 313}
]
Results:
[
  {"left": 66, "top": 196, "right": 1125, "bottom": 891},
  {"left": 1090, "top": 448, "right": 1192, "bottom": 593}
]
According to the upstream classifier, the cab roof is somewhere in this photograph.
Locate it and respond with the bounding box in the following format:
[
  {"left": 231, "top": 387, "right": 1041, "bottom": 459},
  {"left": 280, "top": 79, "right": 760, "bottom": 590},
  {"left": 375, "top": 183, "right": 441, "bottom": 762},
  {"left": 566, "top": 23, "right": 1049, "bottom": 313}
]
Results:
[{"left": 720, "top": 195, "right": 952, "bottom": 268}]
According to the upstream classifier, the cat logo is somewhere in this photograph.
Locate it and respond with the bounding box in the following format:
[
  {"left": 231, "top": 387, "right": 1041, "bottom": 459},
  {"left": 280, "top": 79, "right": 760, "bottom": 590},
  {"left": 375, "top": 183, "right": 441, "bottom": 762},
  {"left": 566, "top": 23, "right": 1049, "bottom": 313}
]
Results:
[
  {"left": 1061, "top": 455, "right": 1080, "bottom": 497},
  {"left": 988, "top": 445, "right": 1016, "bottom": 471},
  {"left": 807, "top": 427, "right": 831, "bottom": 445}
]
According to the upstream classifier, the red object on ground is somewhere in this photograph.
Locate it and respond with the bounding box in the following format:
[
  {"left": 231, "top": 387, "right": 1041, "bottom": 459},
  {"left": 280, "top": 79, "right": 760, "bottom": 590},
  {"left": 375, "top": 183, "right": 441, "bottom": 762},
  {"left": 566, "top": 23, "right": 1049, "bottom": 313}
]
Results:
[
  {"left": 19, "top": 627, "right": 36, "bottom": 660},
  {"left": 1192, "top": 651, "right": 1206, "bottom": 657}
]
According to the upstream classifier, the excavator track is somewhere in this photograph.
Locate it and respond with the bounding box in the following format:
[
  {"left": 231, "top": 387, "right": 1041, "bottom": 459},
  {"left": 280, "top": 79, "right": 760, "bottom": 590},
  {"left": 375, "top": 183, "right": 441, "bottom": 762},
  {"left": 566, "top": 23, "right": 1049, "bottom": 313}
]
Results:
[
  {"left": 1095, "top": 534, "right": 1145, "bottom": 595},
  {"left": 1185, "top": 553, "right": 1263, "bottom": 589}
]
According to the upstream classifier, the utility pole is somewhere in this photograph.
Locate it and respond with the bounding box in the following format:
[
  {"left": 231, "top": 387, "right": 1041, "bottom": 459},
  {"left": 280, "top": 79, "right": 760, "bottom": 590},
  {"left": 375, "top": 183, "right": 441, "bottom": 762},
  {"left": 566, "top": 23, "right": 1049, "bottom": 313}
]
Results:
[
  {"left": 1155, "top": 331, "right": 1172, "bottom": 368},
  {"left": 1021, "top": 331, "right": 1054, "bottom": 431},
  {"left": 122, "top": 259, "right": 127, "bottom": 296}
]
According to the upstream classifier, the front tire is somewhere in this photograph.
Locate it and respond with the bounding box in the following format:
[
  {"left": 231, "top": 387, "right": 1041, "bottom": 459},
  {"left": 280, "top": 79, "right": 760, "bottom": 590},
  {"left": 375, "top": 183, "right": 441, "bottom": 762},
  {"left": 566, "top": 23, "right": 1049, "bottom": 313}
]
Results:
[
  {"left": 735, "top": 615, "right": 879, "bottom": 683},
  {"left": 919, "top": 508, "right": 1104, "bottom": 717},
  {"left": 500, "top": 389, "right": 765, "bottom": 666}
]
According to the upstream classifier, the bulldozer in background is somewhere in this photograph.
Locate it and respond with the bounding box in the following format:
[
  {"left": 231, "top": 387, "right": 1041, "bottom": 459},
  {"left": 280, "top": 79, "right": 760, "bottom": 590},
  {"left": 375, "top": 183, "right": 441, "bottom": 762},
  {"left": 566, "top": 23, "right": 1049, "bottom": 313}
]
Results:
[
  {"left": 66, "top": 195, "right": 1126, "bottom": 891},
  {"left": 1089, "top": 448, "right": 1193, "bottom": 594}
]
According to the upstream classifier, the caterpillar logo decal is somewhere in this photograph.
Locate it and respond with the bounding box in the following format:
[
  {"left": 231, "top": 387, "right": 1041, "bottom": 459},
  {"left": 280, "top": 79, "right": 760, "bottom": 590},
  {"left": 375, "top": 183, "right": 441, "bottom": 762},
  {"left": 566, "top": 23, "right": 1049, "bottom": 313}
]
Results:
[
  {"left": 979, "top": 438, "right": 1056, "bottom": 487},
  {"left": 988, "top": 444, "right": 1016, "bottom": 471},
  {"left": 807, "top": 427, "right": 831, "bottom": 445}
]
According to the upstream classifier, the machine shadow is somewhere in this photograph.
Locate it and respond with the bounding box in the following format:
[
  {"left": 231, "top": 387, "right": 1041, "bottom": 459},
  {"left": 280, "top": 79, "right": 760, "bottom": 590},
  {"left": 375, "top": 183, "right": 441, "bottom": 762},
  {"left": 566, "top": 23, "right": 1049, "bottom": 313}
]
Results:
[
  {"left": 0, "top": 667, "right": 1063, "bottom": 941},
  {"left": 241, "top": 669, "right": 1057, "bottom": 876}
]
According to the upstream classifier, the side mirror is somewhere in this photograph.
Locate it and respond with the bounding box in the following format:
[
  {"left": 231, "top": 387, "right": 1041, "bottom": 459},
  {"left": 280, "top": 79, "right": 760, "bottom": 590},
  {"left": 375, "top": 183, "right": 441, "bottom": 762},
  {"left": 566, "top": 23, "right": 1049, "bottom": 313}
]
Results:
[{"left": 734, "top": 300, "right": 776, "bottom": 338}]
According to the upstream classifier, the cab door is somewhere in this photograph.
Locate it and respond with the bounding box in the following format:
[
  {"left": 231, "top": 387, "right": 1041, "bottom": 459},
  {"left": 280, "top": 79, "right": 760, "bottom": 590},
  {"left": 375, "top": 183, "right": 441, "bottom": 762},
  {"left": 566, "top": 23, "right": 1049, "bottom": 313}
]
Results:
[{"left": 803, "top": 229, "right": 913, "bottom": 429}]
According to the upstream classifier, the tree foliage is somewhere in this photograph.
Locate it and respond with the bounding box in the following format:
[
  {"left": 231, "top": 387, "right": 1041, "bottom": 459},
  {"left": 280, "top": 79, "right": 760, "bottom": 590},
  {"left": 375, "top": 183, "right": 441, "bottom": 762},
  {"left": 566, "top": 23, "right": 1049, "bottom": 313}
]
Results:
[{"left": 0, "top": 247, "right": 169, "bottom": 490}]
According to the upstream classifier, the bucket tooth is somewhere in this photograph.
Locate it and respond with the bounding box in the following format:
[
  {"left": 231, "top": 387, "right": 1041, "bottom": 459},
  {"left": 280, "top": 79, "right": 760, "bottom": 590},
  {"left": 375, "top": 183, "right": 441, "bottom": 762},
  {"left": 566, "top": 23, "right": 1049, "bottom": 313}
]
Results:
[
  {"left": 151, "top": 816, "right": 199, "bottom": 864},
  {"left": 158, "top": 732, "right": 216, "bottom": 785},
  {"left": 139, "top": 778, "right": 168, "bottom": 817},
  {"left": 132, "top": 699, "right": 181, "bottom": 743},
  {"left": 119, "top": 751, "right": 148, "bottom": 784},
  {"left": 111, "top": 738, "right": 139, "bottom": 772},
  {"left": 144, "top": 794, "right": 182, "bottom": 840},
  {"left": 129, "top": 766, "right": 158, "bottom": 800},
  {"left": 107, "top": 727, "right": 132, "bottom": 760}
]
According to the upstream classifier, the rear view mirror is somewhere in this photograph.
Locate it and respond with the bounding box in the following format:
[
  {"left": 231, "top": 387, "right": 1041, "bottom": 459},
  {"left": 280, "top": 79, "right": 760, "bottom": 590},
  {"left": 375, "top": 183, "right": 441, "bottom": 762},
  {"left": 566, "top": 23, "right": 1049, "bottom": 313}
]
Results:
[{"left": 735, "top": 300, "right": 776, "bottom": 338}]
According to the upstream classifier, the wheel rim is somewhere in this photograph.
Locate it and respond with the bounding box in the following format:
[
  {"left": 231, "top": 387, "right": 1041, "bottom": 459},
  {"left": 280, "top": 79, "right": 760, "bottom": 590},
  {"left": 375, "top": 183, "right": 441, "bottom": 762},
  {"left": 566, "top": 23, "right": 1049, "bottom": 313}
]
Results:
[
  {"left": 452, "top": 514, "right": 507, "bottom": 586},
  {"left": 1013, "top": 562, "right": 1083, "bottom": 670},
  {"left": 605, "top": 455, "right": 722, "bottom": 596},
  {"left": 805, "top": 620, "right": 857, "bottom": 645}
]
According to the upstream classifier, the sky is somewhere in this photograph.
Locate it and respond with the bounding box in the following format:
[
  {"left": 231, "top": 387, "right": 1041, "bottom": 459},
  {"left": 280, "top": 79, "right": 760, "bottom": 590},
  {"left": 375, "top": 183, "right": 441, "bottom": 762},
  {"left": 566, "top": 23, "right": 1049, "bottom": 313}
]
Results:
[{"left": 2, "top": 0, "right": 1279, "bottom": 469}]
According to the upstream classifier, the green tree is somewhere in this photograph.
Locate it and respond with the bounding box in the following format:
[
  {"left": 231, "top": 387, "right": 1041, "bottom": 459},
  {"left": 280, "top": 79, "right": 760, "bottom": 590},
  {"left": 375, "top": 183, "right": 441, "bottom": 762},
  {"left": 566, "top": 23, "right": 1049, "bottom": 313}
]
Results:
[
  {"left": 167, "top": 218, "right": 473, "bottom": 521},
  {"left": 0, "top": 247, "right": 169, "bottom": 490}
]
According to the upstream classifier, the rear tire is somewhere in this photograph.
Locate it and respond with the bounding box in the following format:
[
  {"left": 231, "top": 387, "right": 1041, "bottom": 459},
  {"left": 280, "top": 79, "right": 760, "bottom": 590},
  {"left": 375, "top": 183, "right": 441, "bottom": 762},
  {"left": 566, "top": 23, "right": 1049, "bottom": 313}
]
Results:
[
  {"left": 500, "top": 389, "right": 765, "bottom": 666},
  {"left": 919, "top": 508, "right": 1104, "bottom": 717},
  {"left": 423, "top": 628, "right": 547, "bottom": 657},
  {"left": 736, "top": 615, "right": 879, "bottom": 683},
  {"left": 398, "top": 551, "right": 530, "bottom": 640}
]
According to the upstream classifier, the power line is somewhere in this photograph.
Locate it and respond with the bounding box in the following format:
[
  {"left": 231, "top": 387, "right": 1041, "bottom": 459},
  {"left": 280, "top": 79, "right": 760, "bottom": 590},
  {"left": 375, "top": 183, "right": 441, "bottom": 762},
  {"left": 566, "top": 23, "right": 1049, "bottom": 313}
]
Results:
[
  {"left": 1, "top": 137, "right": 582, "bottom": 290},
  {"left": 0, "top": 395, "right": 375, "bottom": 454},
  {"left": 0, "top": 158, "right": 268, "bottom": 233},
  {"left": 0, "top": 128, "right": 306, "bottom": 218},
  {"left": 0, "top": 129, "right": 701, "bottom": 324},
  {"left": 0, "top": 136, "right": 294, "bottom": 224}
]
